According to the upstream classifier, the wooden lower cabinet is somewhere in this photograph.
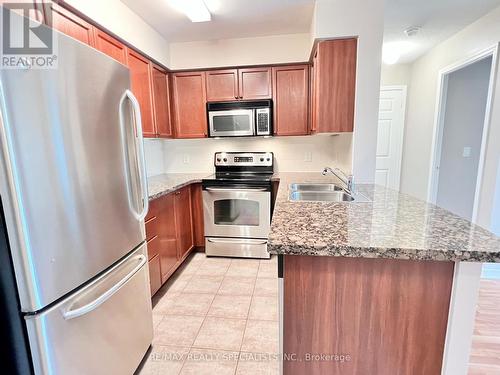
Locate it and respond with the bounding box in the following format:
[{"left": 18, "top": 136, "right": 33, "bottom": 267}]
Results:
[
  {"left": 174, "top": 186, "right": 194, "bottom": 260},
  {"left": 146, "top": 184, "right": 198, "bottom": 296},
  {"left": 157, "top": 193, "right": 178, "bottom": 283},
  {"left": 191, "top": 183, "right": 205, "bottom": 248},
  {"left": 148, "top": 254, "right": 162, "bottom": 296},
  {"left": 283, "top": 256, "right": 454, "bottom": 375}
]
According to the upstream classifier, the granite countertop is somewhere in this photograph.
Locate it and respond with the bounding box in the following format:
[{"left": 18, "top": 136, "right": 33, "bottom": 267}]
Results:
[
  {"left": 268, "top": 172, "right": 500, "bottom": 262},
  {"left": 147, "top": 173, "right": 210, "bottom": 200}
]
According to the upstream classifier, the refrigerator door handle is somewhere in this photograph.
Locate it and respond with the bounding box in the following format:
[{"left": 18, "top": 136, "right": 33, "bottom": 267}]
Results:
[
  {"left": 61, "top": 253, "right": 147, "bottom": 320},
  {"left": 119, "top": 90, "right": 149, "bottom": 221}
]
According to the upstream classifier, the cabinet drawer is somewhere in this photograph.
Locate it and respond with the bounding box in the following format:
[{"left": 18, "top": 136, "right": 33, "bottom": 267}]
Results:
[
  {"left": 145, "top": 216, "right": 159, "bottom": 240},
  {"left": 148, "top": 254, "right": 162, "bottom": 296},
  {"left": 146, "top": 235, "right": 159, "bottom": 260}
]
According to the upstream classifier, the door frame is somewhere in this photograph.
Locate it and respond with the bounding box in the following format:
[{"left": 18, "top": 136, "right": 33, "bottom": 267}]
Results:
[
  {"left": 377, "top": 85, "right": 407, "bottom": 190},
  {"left": 427, "top": 43, "right": 499, "bottom": 223}
]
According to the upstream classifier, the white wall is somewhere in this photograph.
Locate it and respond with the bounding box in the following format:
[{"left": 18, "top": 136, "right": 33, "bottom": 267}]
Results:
[
  {"left": 400, "top": 5, "right": 500, "bottom": 230},
  {"left": 381, "top": 63, "right": 412, "bottom": 86},
  {"left": 144, "top": 135, "right": 351, "bottom": 175},
  {"left": 169, "top": 33, "right": 310, "bottom": 69},
  {"left": 64, "top": 0, "right": 170, "bottom": 66},
  {"left": 311, "top": 0, "right": 385, "bottom": 183},
  {"left": 436, "top": 57, "right": 492, "bottom": 220}
]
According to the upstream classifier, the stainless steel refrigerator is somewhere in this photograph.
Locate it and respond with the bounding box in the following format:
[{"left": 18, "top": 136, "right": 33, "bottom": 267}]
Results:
[{"left": 0, "top": 17, "right": 153, "bottom": 375}]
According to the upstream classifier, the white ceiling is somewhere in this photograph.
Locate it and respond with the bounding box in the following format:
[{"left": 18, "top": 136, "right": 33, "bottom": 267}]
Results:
[
  {"left": 121, "top": 0, "right": 500, "bottom": 63},
  {"left": 384, "top": 0, "right": 500, "bottom": 63},
  {"left": 121, "top": 0, "right": 315, "bottom": 43}
]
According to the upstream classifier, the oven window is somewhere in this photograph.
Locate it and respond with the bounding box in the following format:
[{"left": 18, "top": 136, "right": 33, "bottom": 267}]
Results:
[
  {"left": 214, "top": 199, "right": 259, "bottom": 226},
  {"left": 213, "top": 115, "right": 252, "bottom": 132}
]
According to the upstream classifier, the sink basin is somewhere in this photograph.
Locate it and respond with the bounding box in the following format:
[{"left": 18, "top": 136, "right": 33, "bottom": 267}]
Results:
[
  {"left": 289, "top": 191, "right": 356, "bottom": 202},
  {"left": 289, "top": 183, "right": 343, "bottom": 192}
]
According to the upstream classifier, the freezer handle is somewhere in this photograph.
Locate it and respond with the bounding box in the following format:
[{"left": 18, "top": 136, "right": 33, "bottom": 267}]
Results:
[
  {"left": 61, "top": 253, "right": 147, "bottom": 320},
  {"left": 119, "top": 90, "right": 149, "bottom": 222}
]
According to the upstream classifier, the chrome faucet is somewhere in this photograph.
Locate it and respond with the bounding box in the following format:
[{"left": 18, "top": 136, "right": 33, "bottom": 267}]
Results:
[{"left": 322, "top": 167, "right": 355, "bottom": 194}]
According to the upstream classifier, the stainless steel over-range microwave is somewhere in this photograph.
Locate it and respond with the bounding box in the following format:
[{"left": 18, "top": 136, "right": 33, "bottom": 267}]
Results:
[{"left": 207, "top": 100, "right": 273, "bottom": 137}]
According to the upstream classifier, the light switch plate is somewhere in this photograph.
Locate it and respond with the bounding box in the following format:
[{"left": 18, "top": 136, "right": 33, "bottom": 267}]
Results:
[
  {"left": 182, "top": 154, "right": 190, "bottom": 164},
  {"left": 304, "top": 152, "right": 312, "bottom": 162},
  {"left": 463, "top": 147, "right": 472, "bottom": 158}
]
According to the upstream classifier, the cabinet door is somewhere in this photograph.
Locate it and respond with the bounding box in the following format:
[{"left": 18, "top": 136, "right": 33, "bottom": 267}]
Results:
[
  {"left": 206, "top": 69, "right": 239, "bottom": 101},
  {"left": 158, "top": 194, "right": 179, "bottom": 283},
  {"left": 127, "top": 49, "right": 156, "bottom": 137},
  {"left": 93, "top": 28, "right": 127, "bottom": 65},
  {"left": 238, "top": 67, "right": 272, "bottom": 99},
  {"left": 172, "top": 72, "right": 207, "bottom": 138},
  {"left": 148, "top": 254, "right": 162, "bottom": 296},
  {"left": 313, "top": 38, "right": 357, "bottom": 133},
  {"left": 190, "top": 183, "right": 205, "bottom": 248},
  {"left": 175, "top": 186, "right": 194, "bottom": 260},
  {"left": 310, "top": 51, "right": 318, "bottom": 133},
  {"left": 152, "top": 64, "right": 173, "bottom": 138},
  {"left": 272, "top": 65, "right": 309, "bottom": 136},
  {"left": 45, "top": 2, "right": 95, "bottom": 46}
]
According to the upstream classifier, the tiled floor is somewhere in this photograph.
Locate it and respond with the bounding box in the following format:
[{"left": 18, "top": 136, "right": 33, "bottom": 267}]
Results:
[
  {"left": 468, "top": 279, "right": 500, "bottom": 375},
  {"left": 136, "top": 252, "right": 280, "bottom": 375}
]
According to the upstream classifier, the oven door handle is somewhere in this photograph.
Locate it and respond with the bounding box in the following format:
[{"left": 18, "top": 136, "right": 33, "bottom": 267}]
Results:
[
  {"left": 204, "top": 187, "right": 269, "bottom": 192},
  {"left": 207, "top": 238, "right": 268, "bottom": 245}
]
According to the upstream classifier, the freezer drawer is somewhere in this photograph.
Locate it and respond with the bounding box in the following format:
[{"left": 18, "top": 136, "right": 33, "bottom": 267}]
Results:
[{"left": 25, "top": 244, "right": 153, "bottom": 375}]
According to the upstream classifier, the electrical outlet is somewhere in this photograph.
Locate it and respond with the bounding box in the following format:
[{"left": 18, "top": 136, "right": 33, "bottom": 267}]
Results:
[
  {"left": 304, "top": 152, "right": 312, "bottom": 162},
  {"left": 182, "top": 154, "right": 190, "bottom": 164}
]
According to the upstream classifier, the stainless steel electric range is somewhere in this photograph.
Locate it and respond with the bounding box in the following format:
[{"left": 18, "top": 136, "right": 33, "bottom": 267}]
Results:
[{"left": 202, "top": 152, "right": 274, "bottom": 259}]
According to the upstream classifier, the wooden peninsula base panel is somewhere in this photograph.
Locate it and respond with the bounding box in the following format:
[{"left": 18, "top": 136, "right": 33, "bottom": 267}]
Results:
[{"left": 283, "top": 255, "right": 455, "bottom": 375}]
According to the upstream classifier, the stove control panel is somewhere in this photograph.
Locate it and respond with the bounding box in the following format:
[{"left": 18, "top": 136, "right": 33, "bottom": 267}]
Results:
[{"left": 214, "top": 152, "right": 273, "bottom": 167}]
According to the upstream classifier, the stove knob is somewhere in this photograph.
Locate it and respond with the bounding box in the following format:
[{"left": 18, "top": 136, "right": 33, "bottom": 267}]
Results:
[
  {"left": 266, "top": 158, "right": 271, "bottom": 162},
  {"left": 216, "top": 158, "right": 221, "bottom": 162},
  {"left": 223, "top": 158, "right": 228, "bottom": 162},
  {"left": 260, "top": 157, "right": 264, "bottom": 162}
]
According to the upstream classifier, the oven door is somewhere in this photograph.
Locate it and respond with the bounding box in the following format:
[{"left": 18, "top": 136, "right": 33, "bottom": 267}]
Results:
[
  {"left": 208, "top": 109, "right": 255, "bottom": 137},
  {"left": 203, "top": 187, "right": 271, "bottom": 238}
]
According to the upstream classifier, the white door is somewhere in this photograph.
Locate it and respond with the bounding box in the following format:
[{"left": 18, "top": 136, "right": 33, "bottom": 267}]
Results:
[{"left": 375, "top": 86, "right": 407, "bottom": 190}]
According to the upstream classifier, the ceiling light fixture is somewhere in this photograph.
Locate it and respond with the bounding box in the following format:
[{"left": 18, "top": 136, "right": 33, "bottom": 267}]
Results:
[{"left": 168, "top": 0, "right": 212, "bottom": 22}]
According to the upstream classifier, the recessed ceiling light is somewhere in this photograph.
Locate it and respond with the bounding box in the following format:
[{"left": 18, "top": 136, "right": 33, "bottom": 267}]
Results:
[{"left": 168, "top": 0, "right": 212, "bottom": 22}]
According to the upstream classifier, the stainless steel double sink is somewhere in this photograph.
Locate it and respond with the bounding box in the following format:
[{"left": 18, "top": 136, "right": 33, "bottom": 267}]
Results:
[{"left": 288, "top": 183, "right": 370, "bottom": 203}]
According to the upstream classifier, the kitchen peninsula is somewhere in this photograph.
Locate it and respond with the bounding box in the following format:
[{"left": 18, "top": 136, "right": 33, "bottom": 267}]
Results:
[{"left": 268, "top": 173, "right": 500, "bottom": 375}]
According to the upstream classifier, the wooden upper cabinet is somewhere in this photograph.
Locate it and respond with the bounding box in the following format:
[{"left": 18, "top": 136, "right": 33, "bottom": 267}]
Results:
[
  {"left": 172, "top": 71, "right": 208, "bottom": 138},
  {"left": 152, "top": 64, "right": 173, "bottom": 138},
  {"left": 44, "top": 2, "right": 95, "bottom": 46},
  {"left": 272, "top": 65, "right": 309, "bottom": 136},
  {"left": 127, "top": 49, "right": 156, "bottom": 137},
  {"left": 238, "top": 67, "right": 272, "bottom": 99},
  {"left": 175, "top": 186, "right": 194, "bottom": 260},
  {"left": 93, "top": 28, "right": 127, "bottom": 65},
  {"left": 312, "top": 38, "right": 357, "bottom": 133},
  {"left": 206, "top": 69, "right": 239, "bottom": 101}
]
